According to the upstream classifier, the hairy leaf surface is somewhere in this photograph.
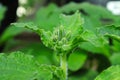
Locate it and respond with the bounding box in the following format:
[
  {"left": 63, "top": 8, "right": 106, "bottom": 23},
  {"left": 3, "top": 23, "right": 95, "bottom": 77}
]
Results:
[
  {"left": 0, "top": 52, "right": 58, "bottom": 80},
  {"left": 0, "top": 51, "right": 37, "bottom": 80}
]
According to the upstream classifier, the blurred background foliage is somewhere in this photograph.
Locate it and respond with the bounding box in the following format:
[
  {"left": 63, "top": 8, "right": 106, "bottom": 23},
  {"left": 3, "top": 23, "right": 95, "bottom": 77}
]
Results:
[{"left": 0, "top": 0, "right": 120, "bottom": 80}]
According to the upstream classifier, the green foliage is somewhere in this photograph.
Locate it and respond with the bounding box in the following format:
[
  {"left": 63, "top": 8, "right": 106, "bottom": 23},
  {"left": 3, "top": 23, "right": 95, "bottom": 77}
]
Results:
[
  {"left": 68, "top": 50, "right": 87, "bottom": 71},
  {"left": 19, "top": 42, "right": 56, "bottom": 65},
  {"left": 1, "top": 2, "right": 120, "bottom": 80},
  {"left": 110, "top": 53, "right": 120, "bottom": 65},
  {"left": 34, "top": 3, "right": 60, "bottom": 31},
  {"left": 98, "top": 25, "right": 120, "bottom": 42},
  {"left": 61, "top": 2, "right": 115, "bottom": 27},
  {"left": 112, "top": 40, "right": 120, "bottom": 52},
  {"left": 80, "top": 30, "right": 110, "bottom": 56},
  {"left": 0, "top": 25, "right": 25, "bottom": 44},
  {"left": 95, "top": 65, "right": 120, "bottom": 80},
  {"left": 0, "top": 51, "right": 38, "bottom": 80},
  {"left": 15, "top": 11, "right": 85, "bottom": 80},
  {"left": 33, "top": 2, "right": 117, "bottom": 32},
  {"left": 12, "top": 11, "right": 85, "bottom": 80},
  {"left": 13, "top": 11, "right": 84, "bottom": 54},
  {"left": 81, "top": 31, "right": 107, "bottom": 47},
  {"left": 0, "top": 51, "right": 64, "bottom": 80},
  {"left": 79, "top": 42, "right": 108, "bottom": 54}
]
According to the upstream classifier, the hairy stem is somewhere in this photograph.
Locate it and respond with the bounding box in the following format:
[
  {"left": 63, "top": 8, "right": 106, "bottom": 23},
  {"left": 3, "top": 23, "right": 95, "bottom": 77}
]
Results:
[{"left": 60, "top": 54, "right": 68, "bottom": 80}]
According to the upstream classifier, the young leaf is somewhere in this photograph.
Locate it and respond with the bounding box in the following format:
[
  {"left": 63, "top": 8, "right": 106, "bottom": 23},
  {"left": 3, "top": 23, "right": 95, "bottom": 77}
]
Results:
[
  {"left": 60, "top": 11, "right": 83, "bottom": 37},
  {"left": 46, "top": 11, "right": 84, "bottom": 53},
  {"left": 95, "top": 65, "right": 120, "bottom": 80}
]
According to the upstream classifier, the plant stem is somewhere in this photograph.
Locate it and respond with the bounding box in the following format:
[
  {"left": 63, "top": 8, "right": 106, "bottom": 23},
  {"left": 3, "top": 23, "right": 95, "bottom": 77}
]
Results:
[{"left": 60, "top": 53, "right": 68, "bottom": 80}]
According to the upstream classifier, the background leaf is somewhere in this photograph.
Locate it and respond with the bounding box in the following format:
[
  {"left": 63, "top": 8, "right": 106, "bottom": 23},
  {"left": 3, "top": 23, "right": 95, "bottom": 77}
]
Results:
[
  {"left": 34, "top": 3, "right": 60, "bottom": 31},
  {"left": 0, "top": 25, "right": 25, "bottom": 44},
  {"left": 110, "top": 53, "right": 120, "bottom": 65},
  {"left": 95, "top": 65, "right": 120, "bottom": 80},
  {"left": 98, "top": 25, "right": 120, "bottom": 42},
  {"left": 68, "top": 50, "right": 87, "bottom": 71}
]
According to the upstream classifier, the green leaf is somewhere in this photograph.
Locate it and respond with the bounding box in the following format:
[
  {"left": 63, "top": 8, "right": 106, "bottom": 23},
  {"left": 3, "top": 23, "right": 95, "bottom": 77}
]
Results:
[
  {"left": 11, "top": 22, "right": 39, "bottom": 33},
  {"left": 80, "top": 31, "right": 110, "bottom": 56},
  {"left": 112, "top": 40, "right": 120, "bottom": 52},
  {"left": 81, "top": 30, "right": 108, "bottom": 47},
  {"left": 35, "top": 3, "right": 60, "bottom": 31},
  {"left": 61, "top": 2, "right": 113, "bottom": 18},
  {"left": 11, "top": 22, "right": 53, "bottom": 48},
  {"left": 12, "top": 22, "right": 54, "bottom": 48},
  {"left": 98, "top": 25, "right": 120, "bottom": 42},
  {"left": 60, "top": 11, "right": 83, "bottom": 37},
  {"left": 95, "top": 65, "right": 120, "bottom": 80},
  {"left": 61, "top": 2, "right": 115, "bottom": 27},
  {"left": 37, "top": 64, "right": 64, "bottom": 80},
  {"left": 68, "top": 50, "right": 87, "bottom": 71},
  {"left": 0, "top": 51, "right": 57, "bottom": 80},
  {"left": 110, "top": 53, "right": 120, "bottom": 65},
  {"left": 19, "top": 42, "right": 55, "bottom": 65},
  {"left": 60, "top": 2, "right": 79, "bottom": 13},
  {"left": 79, "top": 42, "right": 109, "bottom": 55},
  {"left": 37, "top": 65, "right": 54, "bottom": 80},
  {"left": 0, "top": 25, "right": 25, "bottom": 44},
  {"left": 78, "top": 3, "right": 114, "bottom": 19},
  {"left": 82, "top": 16, "right": 97, "bottom": 32},
  {"left": 0, "top": 51, "right": 37, "bottom": 80}
]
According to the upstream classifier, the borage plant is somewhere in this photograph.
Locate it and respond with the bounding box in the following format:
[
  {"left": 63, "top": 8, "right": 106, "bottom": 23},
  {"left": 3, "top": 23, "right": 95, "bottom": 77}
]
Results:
[
  {"left": 12, "top": 11, "right": 84, "bottom": 80},
  {"left": 0, "top": 11, "right": 83, "bottom": 80},
  {"left": 1, "top": 11, "right": 120, "bottom": 80}
]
